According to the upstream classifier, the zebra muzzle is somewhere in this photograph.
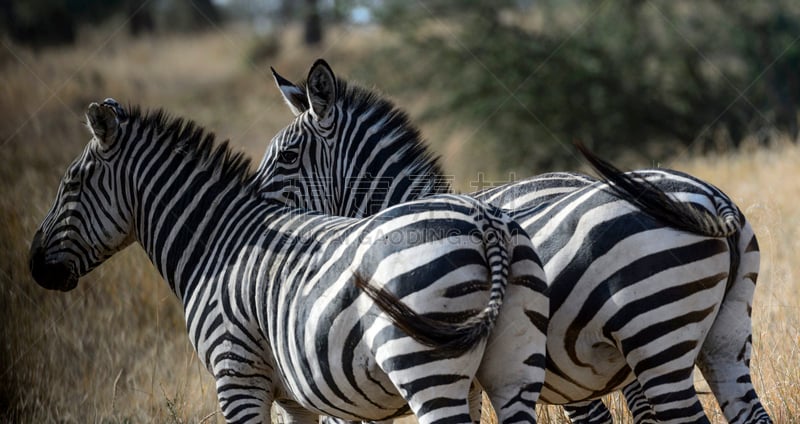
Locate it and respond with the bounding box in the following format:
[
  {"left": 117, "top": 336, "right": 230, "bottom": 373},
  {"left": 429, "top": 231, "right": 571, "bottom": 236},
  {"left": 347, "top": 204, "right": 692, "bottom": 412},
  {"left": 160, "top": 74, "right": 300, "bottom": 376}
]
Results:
[{"left": 29, "top": 231, "right": 79, "bottom": 292}]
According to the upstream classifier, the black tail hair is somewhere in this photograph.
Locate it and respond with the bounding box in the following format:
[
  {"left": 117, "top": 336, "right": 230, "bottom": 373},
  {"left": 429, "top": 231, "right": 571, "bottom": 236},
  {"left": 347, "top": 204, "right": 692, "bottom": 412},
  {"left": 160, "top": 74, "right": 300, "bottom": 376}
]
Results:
[
  {"left": 354, "top": 274, "right": 494, "bottom": 359},
  {"left": 574, "top": 140, "right": 739, "bottom": 238}
]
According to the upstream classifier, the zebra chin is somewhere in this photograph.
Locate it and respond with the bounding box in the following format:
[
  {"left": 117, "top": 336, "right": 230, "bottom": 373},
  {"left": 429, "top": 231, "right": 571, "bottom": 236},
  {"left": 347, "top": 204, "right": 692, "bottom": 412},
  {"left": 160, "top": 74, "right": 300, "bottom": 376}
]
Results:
[{"left": 29, "top": 232, "right": 79, "bottom": 292}]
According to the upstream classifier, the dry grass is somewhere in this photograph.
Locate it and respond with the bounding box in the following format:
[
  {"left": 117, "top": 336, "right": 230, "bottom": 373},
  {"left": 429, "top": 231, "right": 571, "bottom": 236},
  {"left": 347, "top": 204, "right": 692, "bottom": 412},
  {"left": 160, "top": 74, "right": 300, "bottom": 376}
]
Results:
[
  {"left": 1, "top": 25, "right": 797, "bottom": 423},
  {"left": 675, "top": 142, "right": 800, "bottom": 422}
]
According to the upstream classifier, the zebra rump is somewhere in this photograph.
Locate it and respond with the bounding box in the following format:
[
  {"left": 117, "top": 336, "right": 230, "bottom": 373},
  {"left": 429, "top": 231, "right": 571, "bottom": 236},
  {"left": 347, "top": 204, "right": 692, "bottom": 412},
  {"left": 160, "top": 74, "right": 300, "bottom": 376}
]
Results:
[
  {"left": 574, "top": 140, "right": 742, "bottom": 239},
  {"left": 354, "top": 219, "right": 525, "bottom": 357}
]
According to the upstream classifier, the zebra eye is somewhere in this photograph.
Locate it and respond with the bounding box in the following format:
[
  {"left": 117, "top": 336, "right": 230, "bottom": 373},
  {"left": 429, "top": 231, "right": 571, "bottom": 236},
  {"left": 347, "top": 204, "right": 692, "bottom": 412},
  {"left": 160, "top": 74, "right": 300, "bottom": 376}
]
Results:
[{"left": 279, "top": 150, "right": 299, "bottom": 164}]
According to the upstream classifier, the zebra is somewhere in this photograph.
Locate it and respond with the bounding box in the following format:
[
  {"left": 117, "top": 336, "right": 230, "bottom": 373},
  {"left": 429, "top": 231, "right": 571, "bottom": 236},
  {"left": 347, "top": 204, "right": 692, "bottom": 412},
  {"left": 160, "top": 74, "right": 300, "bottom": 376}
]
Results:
[
  {"left": 28, "top": 99, "right": 551, "bottom": 424},
  {"left": 257, "top": 59, "right": 771, "bottom": 424}
]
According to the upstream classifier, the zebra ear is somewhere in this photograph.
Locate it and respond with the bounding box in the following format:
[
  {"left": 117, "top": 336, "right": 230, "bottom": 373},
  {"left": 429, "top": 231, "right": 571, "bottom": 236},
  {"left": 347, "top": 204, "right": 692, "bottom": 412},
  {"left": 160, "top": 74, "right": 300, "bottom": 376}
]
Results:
[
  {"left": 272, "top": 67, "right": 308, "bottom": 116},
  {"left": 306, "top": 59, "right": 336, "bottom": 122},
  {"left": 86, "top": 101, "right": 120, "bottom": 149}
]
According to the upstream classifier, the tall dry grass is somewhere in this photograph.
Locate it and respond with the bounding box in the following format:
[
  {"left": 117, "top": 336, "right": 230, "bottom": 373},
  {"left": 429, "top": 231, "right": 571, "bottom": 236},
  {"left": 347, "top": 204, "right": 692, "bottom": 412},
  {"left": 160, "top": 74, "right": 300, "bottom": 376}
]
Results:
[
  {"left": 1, "top": 25, "right": 797, "bottom": 423},
  {"left": 676, "top": 142, "right": 800, "bottom": 422}
]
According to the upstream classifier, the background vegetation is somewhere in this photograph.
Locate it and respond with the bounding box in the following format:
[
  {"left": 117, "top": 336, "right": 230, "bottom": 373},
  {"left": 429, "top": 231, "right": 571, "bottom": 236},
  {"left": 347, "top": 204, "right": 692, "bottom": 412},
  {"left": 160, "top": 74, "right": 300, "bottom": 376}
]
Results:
[
  {"left": 373, "top": 0, "right": 800, "bottom": 170},
  {"left": 1, "top": 1, "right": 798, "bottom": 422}
]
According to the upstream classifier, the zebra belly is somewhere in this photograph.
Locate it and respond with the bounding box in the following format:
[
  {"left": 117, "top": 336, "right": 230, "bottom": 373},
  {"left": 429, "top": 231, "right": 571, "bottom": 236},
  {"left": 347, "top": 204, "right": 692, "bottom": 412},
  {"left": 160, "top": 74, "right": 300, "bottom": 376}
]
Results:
[
  {"left": 275, "top": 348, "right": 408, "bottom": 421},
  {"left": 272, "top": 270, "right": 442, "bottom": 421}
]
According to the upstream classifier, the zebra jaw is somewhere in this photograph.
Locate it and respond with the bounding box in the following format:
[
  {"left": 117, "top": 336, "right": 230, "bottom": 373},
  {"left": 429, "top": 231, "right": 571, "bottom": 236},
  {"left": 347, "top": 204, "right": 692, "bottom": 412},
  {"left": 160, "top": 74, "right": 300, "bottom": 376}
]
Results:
[{"left": 29, "top": 230, "right": 79, "bottom": 292}]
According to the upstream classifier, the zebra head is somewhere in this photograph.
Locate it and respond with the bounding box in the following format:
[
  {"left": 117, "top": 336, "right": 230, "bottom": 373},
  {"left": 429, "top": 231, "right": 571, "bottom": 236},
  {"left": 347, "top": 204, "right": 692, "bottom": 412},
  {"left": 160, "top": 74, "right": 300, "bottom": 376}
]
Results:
[
  {"left": 29, "top": 99, "right": 134, "bottom": 291},
  {"left": 257, "top": 59, "right": 449, "bottom": 217},
  {"left": 257, "top": 59, "right": 337, "bottom": 212}
]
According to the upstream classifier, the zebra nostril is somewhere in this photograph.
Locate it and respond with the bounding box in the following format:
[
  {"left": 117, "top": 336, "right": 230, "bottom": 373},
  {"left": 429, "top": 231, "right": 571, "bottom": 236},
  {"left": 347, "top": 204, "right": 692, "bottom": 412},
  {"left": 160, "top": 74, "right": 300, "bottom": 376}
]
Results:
[
  {"left": 30, "top": 256, "right": 78, "bottom": 292},
  {"left": 31, "top": 262, "right": 78, "bottom": 291},
  {"left": 29, "top": 231, "right": 78, "bottom": 291}
]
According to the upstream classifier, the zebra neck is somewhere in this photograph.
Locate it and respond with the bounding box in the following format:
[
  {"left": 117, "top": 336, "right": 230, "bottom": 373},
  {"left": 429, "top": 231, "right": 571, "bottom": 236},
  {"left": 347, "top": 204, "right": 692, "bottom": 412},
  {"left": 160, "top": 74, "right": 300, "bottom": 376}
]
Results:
[
  {"left": 131, "top": 161, "right": 265, "bottom": 302},
  {"left": 330, "top": 131, "right": 450, "bottom": 217}
]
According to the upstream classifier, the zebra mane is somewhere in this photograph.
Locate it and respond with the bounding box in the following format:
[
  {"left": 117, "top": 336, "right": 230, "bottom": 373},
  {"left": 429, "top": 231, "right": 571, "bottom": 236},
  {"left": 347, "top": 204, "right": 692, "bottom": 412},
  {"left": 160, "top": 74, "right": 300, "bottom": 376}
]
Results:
[
  {"left": 124, "top": 105, "right": 256, "bottom": 191},
  {"left": 297, "top": 76, "right": 449, "bottom": 191}
]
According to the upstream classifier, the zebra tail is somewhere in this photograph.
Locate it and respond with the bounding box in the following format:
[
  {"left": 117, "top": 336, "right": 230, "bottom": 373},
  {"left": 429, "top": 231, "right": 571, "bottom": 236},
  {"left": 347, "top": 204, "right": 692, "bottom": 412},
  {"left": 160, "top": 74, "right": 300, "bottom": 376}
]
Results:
[
  {"left": 354, "top": 225, "right": 510, "bottom": 358},
  {"left": 574, "top": 141, "right": 741, "bottom": 238}
]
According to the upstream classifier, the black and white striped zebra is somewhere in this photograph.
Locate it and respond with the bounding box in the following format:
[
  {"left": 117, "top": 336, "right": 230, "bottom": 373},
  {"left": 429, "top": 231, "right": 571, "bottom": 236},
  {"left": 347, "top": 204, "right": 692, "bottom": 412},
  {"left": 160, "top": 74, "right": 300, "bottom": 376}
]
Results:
[
  {"left": 257, "top": 59, "right": 771, "bottom": 424},
  {"left": 28, "top": 100, "right": 551, "bottom": 424}
]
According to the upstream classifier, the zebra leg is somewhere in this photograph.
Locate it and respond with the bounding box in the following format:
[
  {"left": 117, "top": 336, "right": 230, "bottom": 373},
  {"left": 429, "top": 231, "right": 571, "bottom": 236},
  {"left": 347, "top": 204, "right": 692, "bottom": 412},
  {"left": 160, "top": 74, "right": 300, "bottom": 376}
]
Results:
[
  {"left": 210, "top": 348, "right": 279, "bottom": 423},
  {"left": 318, "top": 418, "right": 382, "bottom": 424},
  {"left": 315, "top": 388, "right": 480, "bottom": 424},
  {"left": 624, "top": 346, "right": 710, "bottom": 424},
  {"left": 618, "top": 297, "right": 721, "bottom": 424},
  {"left": 213, "top": 372, "right": 273, "bottom": 423},
  {"left": 620, "top": 380, "right": 656, "bottom": 423},
  {"left": 311, "top": 385, "right": 480, "bottom": 424},
  {"left": 475, "top": 258, "right": 549, "bottom": 423},
  {"left": 562, "top": 383, "right": 657, "bottom": 424},
  {"left": 273, "top": 400, "right": 319, "bottom": 424},
  {"left": 562, "top": 400, "right": 612, "bottom": 424},
  {"left": 399, "top": 375, "right": 475, "bottom": 424},
  {"left": 317, "top": 417, "right": 357, "bottom": 424},
  {"left": 317, "top": 417, "right": 344, "bottom": 424},
  {"left": 695, "top": 228, "right": 771, "bottom": 424}
]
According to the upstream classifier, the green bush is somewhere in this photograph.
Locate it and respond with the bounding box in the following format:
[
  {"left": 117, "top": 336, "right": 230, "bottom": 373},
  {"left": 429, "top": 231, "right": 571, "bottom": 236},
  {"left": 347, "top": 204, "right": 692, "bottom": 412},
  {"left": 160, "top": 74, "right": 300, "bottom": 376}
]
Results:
[{"left": 374, "top": 0, "right": 800, "bottom": 170}]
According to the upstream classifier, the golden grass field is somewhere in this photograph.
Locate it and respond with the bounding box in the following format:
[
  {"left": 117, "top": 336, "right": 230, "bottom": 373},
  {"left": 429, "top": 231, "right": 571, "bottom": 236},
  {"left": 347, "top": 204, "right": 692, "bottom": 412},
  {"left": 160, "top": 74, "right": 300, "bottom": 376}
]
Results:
[{"left": 1, "top": 25, "right": 798, "bottom": 423}]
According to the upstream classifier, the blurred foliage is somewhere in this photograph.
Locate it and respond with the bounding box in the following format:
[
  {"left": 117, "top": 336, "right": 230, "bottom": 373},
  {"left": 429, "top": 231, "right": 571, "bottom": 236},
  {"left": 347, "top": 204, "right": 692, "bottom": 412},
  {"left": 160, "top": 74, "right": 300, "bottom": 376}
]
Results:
[
  {"left": 304, "top": 0, "right": 323, "bottom": 45},
  {"left": 155, "top": 0, "right": 222, "bottom": 33},
  {"left": 373, "top": 0, "right": 800, "bottom": 170},
  {"left": 0, "top": 0, "right": 123, "bottom": 47},
  {"left": 247, "top": 33, "right": 283, "bottom": 63},
  {"left": 0, "top": 0, "right": 222, "bottom": 47}
]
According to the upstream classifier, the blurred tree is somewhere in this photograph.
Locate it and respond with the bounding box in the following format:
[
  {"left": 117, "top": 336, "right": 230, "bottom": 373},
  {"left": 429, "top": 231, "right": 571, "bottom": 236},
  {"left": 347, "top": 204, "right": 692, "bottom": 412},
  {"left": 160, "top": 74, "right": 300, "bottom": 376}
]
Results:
[
  {"left": 373, "top": 0, "right": 800, "bottom": 170},
  {"left": 304, "top": 0, "right": 323, "bottom": 45},
  {"left": 0, "top": 0, "right": 86, "bottom": 47},
  {"left": 127, "top": 0, "right": 154, "bottom": 37},
  {"left": 280, "top": 0, "right": 298, "bottom": 22},
  {"left": 157, "top": 0, "right": 222, "bottom": 32},
  {"left": 728, "top": 1, "right": 800, "bottom": 138},
  {"left": 0, "top": 0, "right": 141, "bottom": 47},
  {"left": 0, "top": 0, "right": 222, "bottom": 46}
]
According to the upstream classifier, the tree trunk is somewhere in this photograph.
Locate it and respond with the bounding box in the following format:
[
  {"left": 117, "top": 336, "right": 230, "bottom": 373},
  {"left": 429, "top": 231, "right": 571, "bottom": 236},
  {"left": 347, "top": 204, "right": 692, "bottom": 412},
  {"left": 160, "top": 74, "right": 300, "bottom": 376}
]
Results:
[{"left": 304, "top": 0, "right": 323, "bottom": 46}]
